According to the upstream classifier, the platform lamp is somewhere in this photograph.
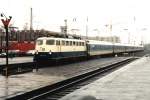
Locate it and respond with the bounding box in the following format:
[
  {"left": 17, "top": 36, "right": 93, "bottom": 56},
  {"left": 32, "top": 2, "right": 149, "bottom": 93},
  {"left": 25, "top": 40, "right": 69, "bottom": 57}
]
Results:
[{"left": 0, "top": 13, "right": 12, "bottom": 77}]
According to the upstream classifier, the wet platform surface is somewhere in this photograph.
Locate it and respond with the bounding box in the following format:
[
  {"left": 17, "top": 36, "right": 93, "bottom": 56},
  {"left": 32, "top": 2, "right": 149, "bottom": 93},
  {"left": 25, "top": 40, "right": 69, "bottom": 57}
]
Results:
[
  {"left": 0, "top": 57, "right": 33, "bottom": 65},
  {"left": 60, "top": 56, "right": 150, "bottom": 100},
  {"left": 0, "top": 73, "right": 65, "bottom": 99}
]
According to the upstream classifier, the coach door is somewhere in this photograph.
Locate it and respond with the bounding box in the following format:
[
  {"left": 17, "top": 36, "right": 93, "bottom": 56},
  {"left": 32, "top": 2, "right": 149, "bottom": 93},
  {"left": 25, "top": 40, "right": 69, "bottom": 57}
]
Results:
[{"left": 56, "top": 40, "right": 61, "bottom": 58}]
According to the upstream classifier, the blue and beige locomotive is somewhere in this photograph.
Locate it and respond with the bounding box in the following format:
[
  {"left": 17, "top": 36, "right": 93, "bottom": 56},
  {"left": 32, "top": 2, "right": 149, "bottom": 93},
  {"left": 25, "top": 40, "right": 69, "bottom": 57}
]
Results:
[
  {"left": 34, "top": 37, "right": 87, "bottom": 61},
  {"left": 33, "top": 37, "right": 143, "bottom": 61}
]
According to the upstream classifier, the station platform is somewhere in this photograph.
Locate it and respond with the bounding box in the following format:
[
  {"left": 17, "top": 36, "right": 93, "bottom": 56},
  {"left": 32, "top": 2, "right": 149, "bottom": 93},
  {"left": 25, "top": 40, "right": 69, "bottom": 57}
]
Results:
[
  {"left": 60, "top": 56, "right": 150, "bottom": 100},
  {"left": 0, "top": 72, "right": 65, "bottom": 100},
  {"left": 0, "top": 57, "right": 33, "bottom": 65}
]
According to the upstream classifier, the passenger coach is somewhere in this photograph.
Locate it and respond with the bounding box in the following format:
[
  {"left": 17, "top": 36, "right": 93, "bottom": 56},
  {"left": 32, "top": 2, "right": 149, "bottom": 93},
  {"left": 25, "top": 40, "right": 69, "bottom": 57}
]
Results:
[{"left": 87, "top": 40, "right": 113, "bottom": 56}]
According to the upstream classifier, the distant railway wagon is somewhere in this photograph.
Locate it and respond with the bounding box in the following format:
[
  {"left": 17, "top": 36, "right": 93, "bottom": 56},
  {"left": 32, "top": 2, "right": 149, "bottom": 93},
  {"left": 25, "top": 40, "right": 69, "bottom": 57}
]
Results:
[
  {"left": 0, "top": 41, "right": 35, "bottom": 56},
  {"left": 9, "top": 41, "right": 35, "bottom": 56},
  {"left": 33, "top": 37, "right": 144, "bottom": 62}
]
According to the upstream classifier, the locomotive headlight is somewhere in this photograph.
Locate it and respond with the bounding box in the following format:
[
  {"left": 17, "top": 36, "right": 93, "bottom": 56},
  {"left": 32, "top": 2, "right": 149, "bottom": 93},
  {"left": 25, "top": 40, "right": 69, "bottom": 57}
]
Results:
[{"left": 49, "top": 50, "right": 52, "bottom": 55}]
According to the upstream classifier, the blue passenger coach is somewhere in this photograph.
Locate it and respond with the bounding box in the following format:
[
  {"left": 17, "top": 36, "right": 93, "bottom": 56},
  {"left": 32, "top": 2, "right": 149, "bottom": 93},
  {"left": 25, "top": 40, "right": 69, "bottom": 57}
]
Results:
[{"left": 87, "top": 40, "right": 113, "bottom": 56}]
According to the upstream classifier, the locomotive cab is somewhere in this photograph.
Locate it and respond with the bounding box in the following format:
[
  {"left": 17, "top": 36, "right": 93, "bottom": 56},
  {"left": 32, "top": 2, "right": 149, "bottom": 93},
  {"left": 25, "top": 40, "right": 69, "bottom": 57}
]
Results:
[{"left": 34, "top": 38, "right": 58, "bottom": 61}]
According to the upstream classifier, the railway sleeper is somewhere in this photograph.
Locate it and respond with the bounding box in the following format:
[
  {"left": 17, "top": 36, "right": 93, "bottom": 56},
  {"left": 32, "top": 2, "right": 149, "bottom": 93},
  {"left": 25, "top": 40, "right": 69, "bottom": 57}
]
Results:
[
  {"left": 46, "top": 97, "right": 58, "bottom": 100},
  {"left": 50, "top": 93, "right": 66, "bottom": 97},
  {"left": 47, "top": 95, "right": 65, "bottom": 99}
]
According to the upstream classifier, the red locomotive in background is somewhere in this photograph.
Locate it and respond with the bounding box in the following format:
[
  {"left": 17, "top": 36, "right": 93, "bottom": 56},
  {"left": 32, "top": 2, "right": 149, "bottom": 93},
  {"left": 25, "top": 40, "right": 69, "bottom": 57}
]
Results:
[{"left": 8, "top": 41, "right": 35, "bottom": 56}]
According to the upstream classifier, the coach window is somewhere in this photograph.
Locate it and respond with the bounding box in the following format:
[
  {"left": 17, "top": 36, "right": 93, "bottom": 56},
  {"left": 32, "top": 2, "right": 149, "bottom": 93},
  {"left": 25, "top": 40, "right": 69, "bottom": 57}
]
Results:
[
  {"left": 62, "top": 41, "right": 65, "bottom": 45},
  {"left": 73, "top": 41, "right": 75, "bottom": 46},
  {"left": 66, "top": 41, "right": 69, "bottom": 46},
  {"left": 78, "top": 42, "right": 80, "bottom": 46},
  {"left": 79, "top": 42, "right": 81, "bottom": 46},
  {"left": 76, "top": 42, "right": 78, "bottom": 46},
  {"left": 73, "top": 41, "right": 76, "bottom": 46},
  {"left": 70, "top": 41, "right": 72, "bottom": 46},
  {"left": 46, "top": 40, "right": 55, "bottom": 45},
  {"left": 36, "top": 40, "right": 43, "bottom": 45},
  {"left": 81, "top": 42, "right": 84, "bottom": 46},
  {"left": 81, "top": 42, "right": 82, "bottom": 46},
  {"left": 83, "top": 42, "right": 85, "bottom": 46},
  {"left": 56, "top": 40, "right": 60, "bottom": 45}
]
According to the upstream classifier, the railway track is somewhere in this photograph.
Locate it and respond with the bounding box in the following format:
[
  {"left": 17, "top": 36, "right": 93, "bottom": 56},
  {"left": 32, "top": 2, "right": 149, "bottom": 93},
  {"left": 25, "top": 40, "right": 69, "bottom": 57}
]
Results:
[{"left": 6, "top": 57, "right": 137, "bottom": 100}]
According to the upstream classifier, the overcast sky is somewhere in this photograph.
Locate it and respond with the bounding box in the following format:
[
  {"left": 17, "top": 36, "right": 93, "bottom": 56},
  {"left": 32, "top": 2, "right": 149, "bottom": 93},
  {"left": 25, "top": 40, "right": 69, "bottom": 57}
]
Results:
[{"left": 0, "top": 0, "right": 150, "bottom": 44}]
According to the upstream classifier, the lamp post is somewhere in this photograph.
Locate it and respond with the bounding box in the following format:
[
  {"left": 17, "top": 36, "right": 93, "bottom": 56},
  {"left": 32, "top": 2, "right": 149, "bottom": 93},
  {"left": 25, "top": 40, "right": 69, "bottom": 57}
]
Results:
[
  {"left": 140, "top": 28, "right": 147, "bottom": 46},
  {"left": 124, "top": 28, "right": 130, "bottom": 44},
  {"left": 64, "top": 19, "right": 67, "bottom": 38},
  {"left": 93, "top": 29, "right": 100, "bottom": 40},
  {"left": 86, "top": 17, "right": 88, "bottom": 40},
  {"left": 1, "top": 13, "right": 12, "bottom": 77}
]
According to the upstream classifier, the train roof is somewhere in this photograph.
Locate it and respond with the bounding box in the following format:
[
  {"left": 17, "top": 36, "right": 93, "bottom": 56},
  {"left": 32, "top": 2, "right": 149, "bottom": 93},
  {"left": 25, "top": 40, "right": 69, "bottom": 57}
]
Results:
[
  {"left": 87, "top": 40, "right": 113, "bottom": 45},
  {"left": 114, "top": 43, "right": 144, "bottom": 47},
  {"left": 36, "top": 37, "right": 85, "bottom": 42},
  {"left": 87, "top": 40, "right": 143, "bottom": 47},
  {"left": 36, "top": 37, "right": 143, "bottom": 48}
]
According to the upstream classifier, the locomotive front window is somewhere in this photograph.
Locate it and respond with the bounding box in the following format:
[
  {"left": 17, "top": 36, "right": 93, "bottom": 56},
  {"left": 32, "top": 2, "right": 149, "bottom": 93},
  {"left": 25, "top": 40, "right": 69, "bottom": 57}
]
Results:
[
  {"left": 36, "top": 40, "right": 43, "bottom": 45},
  {"left": 46, "top": 40, "right": 55, "bottom": 45}
]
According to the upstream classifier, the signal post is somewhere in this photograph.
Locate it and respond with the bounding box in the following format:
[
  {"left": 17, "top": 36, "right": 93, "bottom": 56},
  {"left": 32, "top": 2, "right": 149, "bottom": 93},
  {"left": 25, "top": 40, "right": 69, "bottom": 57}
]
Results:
[{"left": 1, "top": 13, "right": 12, "bottom": 77}]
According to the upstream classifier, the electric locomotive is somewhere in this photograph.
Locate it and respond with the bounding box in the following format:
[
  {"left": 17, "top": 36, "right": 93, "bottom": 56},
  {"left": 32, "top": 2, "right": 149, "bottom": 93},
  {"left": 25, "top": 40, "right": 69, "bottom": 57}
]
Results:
[{"left": 34, "top": 37, "right": 87, "bottom": 61}]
